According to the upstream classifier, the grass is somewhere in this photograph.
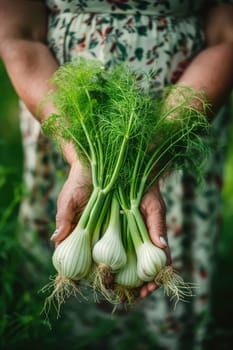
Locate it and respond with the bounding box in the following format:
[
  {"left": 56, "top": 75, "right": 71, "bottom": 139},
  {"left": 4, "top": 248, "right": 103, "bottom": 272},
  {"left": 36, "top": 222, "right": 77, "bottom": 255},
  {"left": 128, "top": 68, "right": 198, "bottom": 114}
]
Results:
[
  {"left": 0, "top": 60, "right": 233, "bottom": 350},
  {"left": 206, "top": 116, "right": 233, "bottom": 350}
]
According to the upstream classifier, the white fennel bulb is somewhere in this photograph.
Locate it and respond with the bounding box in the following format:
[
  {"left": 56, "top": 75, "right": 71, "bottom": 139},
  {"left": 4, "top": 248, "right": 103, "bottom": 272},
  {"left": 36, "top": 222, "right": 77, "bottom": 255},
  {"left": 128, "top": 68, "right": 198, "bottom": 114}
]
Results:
[
  {"left": 136, "top": 242, "right": 167, "bottom": 282},
  {"left": 52, "top": 228, "right": 92, "bottom": 280},
  {"left": 92, "top": 222, "right": 127, "bottom": 271},
  {"left": 115, "top": 252, "right": 142, "bottom": 288},
  {"left": 92, "top": 196, "right": 127, "bottom": 272}
]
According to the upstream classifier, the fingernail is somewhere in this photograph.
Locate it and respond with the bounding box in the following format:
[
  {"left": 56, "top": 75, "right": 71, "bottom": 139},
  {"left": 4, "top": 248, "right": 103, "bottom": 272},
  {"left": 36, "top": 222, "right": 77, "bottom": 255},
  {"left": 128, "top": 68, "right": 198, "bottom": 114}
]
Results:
[
  {"left": 50, "top": 229, "right": 58, "bottom": 241},
  {"left": 159, "top": 236, "right": 167, "bottom": 246}
]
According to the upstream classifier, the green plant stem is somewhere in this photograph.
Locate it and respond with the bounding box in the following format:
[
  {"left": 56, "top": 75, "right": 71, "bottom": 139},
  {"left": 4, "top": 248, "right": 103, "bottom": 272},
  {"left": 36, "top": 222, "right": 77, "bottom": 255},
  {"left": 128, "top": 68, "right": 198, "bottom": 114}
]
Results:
[
  {"left": 75, "top": 187, "right": 101, "bottom": 230},
  {"left": 117, "top": 184, "right": 130, "bottom": 210},
  {"left": 103, "top": 111, "right": 135, "bottom": 193},
  {"left": 84, "top": 88, "right": 104, "bottom": 188},
  {"left": 92, "top": 192, "right": 112, "bottom": 245},
  {"left": 68, "top": 91, "right": 99, "bottom": 186},
  {"left": 108, "top": 194, "right": 120, "bottom": 230},
  {"left": 136, "top": 125, "right": 197, "bottom": 203},
  {"left": 130, "top": 139, "right": 147, "bottom": 201},
  {"left": 132, "top": 207, "right": 151, "bottom": 244},
  {"left": 62, "top": 125, "right": 91, "bottom": 163},
  {"left": 125, "top": 224, "right": 135, "bottom": 256},
  {"left": 85, "top": 190, "right": 106, "bottom": 234},
  {"left": 143, "top": 158, "right": 173, "bottom": 194},
  {"left": 96, "top": 136, "right": 104, "bottom": 187},
  {"left": 79, "top": 121, "right": 99, "bottom": 187},
  {"left": 125, "top": 210, "right": 143, "bottom": 250}
]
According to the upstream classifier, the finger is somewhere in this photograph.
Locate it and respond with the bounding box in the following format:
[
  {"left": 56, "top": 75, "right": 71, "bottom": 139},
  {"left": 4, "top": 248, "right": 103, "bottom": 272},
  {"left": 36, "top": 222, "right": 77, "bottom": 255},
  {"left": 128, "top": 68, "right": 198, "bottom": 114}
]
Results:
[
  {"left": 145, "top": 203, "right": 167, "bottom": 249},
  {"left": 140, "top": 184, "right": 167, "bottom": 249},
  {"left": 51, "top": 219, "right": 73, "bottom": 244},
  {"left": 140, "top": 282, "right": 158, "bottom": 298},
  {"left": 140, "top": 285, "right": 149, "bottom": 298},
  {"left": 141, "top": 191, "right": 171, "bottom": 264},
  {"left": 53, "top": 199, "right": 77, "bottom": 244},
  {"left": 147, "top": 281, "right": 158, "bottom": 292}
]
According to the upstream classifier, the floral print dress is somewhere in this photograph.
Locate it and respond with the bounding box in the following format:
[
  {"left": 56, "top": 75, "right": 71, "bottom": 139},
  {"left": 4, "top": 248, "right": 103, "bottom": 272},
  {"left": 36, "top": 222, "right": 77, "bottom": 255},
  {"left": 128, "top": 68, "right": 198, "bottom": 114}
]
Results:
[{"left": 18, "top": 1, "right": 231, "bottom": 349}]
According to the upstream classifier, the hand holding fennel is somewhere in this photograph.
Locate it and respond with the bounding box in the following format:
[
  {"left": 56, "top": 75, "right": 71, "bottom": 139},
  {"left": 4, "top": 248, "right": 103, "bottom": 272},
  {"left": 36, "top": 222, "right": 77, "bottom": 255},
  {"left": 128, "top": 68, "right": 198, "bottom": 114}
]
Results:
[{"left": 42, "top": 58, "right": 209, "bottom": 311}]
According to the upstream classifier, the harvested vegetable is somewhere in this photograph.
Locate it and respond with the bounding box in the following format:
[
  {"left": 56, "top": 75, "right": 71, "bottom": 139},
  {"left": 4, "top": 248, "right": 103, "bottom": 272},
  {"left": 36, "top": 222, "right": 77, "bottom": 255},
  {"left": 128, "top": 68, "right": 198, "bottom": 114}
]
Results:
[{"left": 42, "top": 57, "right": 209, "bottom": 313}]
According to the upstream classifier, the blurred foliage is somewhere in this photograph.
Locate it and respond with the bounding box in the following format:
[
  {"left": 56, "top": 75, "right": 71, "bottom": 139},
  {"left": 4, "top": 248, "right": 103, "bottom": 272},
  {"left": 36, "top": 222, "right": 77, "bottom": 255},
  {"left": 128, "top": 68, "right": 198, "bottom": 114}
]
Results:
[{"left": 0, "top": 59, "right": 233, "bottom": 350}]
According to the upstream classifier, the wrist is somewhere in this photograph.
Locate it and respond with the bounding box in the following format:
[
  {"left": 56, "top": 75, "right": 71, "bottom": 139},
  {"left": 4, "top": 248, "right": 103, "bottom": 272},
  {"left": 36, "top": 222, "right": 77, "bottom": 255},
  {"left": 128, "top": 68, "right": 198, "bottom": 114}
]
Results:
[
  {"left": 61, "top": 141, "right": 79, "bottom": 165},
  {"left": 68, "top": 158, "right": 92, "bottom": 186},
  {"left": 162, "top": 85, "right": 208, "bottom": 121}
]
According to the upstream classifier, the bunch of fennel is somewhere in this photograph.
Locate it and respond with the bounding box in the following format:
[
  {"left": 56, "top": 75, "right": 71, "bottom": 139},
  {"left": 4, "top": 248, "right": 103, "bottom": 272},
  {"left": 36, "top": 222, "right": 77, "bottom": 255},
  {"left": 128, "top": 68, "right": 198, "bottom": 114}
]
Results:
[{"left": 42, "top": 58, "right": 209, "bottom": 311}]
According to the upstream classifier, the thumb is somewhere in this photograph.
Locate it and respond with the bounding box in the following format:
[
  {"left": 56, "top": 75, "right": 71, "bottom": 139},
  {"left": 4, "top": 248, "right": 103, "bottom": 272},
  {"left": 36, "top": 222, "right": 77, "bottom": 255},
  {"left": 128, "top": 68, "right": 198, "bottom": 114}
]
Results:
[
  {"left": 146, "top": 213, "right": 171, "bottom": 265},
  {"left": 145, "top": 210, "right": 171, "bottom": 265},
  {"left": 145, "top": 205, "right": 167, "bottom": 248},
  {"left": 51, "top": 220, "right": 73, "bottom": 245},
  {"left": 141, "top": 186, "right": 171, "bottom": 264},
  {"left": 51, "top": 199, "right": 77, "bottom": 244}
]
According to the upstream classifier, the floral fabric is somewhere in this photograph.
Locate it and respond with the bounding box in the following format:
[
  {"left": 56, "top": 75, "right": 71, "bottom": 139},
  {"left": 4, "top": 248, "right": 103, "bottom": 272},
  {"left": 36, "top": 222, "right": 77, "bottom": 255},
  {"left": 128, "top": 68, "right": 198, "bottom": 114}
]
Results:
[
  {"left": 46, "top": 0, "right": 211, "bottom": 15},
  {"left": 18, "top": 1, "right": 231, "bottom": 349}
]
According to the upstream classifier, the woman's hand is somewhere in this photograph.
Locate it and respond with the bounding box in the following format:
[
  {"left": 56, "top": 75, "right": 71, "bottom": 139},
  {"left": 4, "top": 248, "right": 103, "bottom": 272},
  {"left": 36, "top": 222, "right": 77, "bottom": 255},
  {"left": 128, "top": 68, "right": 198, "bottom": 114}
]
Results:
[
  {"left": 51, "top": 160, "right": 92, "bottom": 245},
  {"left": 139, "top": 183, "right": 171, "bottom": 298},
  {"left": 50, "top": 141, "right": 92, "bottom": 245}
]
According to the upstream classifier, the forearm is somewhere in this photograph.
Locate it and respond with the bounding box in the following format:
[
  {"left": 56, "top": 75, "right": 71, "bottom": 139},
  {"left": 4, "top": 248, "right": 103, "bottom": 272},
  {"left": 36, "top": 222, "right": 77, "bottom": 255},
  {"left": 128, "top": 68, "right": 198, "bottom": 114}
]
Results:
[
  {"left": 0, "top": 38, "right": 59, "bottom": 122},
  {"left": 177, "top": 42, "right": 233, "bottom": 118},
  {"left": 176, "top": 2, "right": 233, "bottom": 117},
  {"left": 0, "top": 39, "right": 79, "bottom": 164}
]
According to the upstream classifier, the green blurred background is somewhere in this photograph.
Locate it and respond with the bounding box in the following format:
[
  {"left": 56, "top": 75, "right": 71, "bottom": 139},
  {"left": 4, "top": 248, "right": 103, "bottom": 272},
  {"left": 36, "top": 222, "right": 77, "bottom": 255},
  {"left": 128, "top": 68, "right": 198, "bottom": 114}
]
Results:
[{"left": 0, "top": 60, "right": 233, "bottom": 350}]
